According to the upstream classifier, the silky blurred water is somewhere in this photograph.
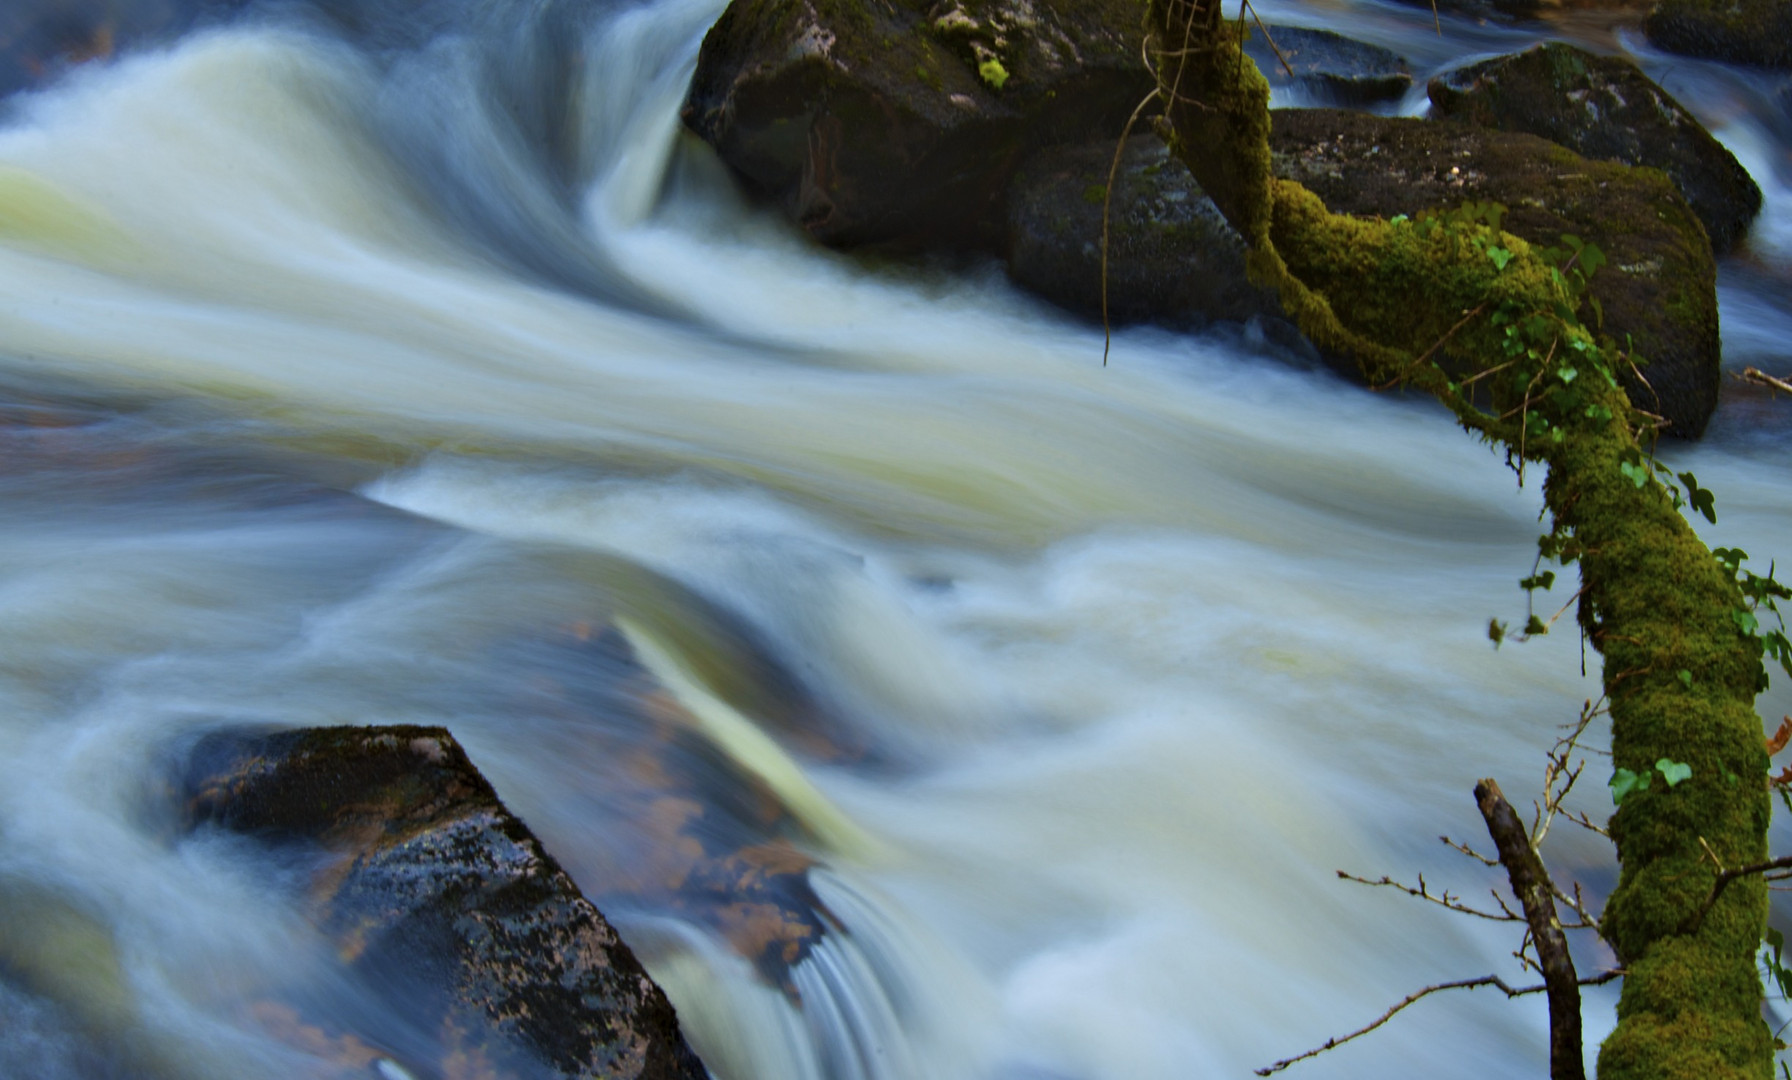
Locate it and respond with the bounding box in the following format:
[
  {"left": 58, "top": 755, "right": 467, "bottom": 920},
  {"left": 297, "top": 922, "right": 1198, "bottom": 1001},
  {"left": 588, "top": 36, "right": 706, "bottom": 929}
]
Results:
[{"left": 0, "top": 0, "right": 1788, "bottom": 1077}]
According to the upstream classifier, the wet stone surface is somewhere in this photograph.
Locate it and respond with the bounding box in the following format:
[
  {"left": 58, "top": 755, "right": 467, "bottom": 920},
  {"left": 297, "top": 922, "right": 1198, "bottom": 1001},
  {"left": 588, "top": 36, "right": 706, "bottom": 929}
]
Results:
[
  {"left": 1429, "top": 42, "right": 1762, "bottom": 254},
  {"left": 185, "top": 725, "right": 710, "bottom": 1080}
]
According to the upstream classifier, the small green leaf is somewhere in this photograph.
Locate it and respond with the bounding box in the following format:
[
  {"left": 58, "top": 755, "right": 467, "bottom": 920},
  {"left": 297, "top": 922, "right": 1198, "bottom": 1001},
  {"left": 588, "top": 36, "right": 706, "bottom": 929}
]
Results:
[
  {"left": 1736, "top": 609, "right": 1761, "bottom": 636},
  {"left": 1657, "top": 759, "right": 1693, "bottom": 787},
  {"left": 1486, "top": 246, "right": 1514, "bottom": 271},
  {"left": 1556, "top": 365, "right": 1578, "bottom": 383},
  {"left": 1678, "top": 669, "right": 1694, "bottom": 689},
  {"left": 978, "top": 57, "right": 1009, "bottom": 89},
  {"left": 1520, "top": 571, "right": 1557, "bottom": 592},
  {"left": 1611, "top": 767, "right": 1650, "bottom": 804},
  {"left": 1390, "top": 213, "right": 1410, "bottom": 225},
  {"left": 1488, "top": 618, "right": 1508, "bottom": 647},
  {"left": 1524, "top": 615, "right": 1549, "bottom": 636},
  {"left": 1619, "top": 461, "right": 1649, "bottom": 488}
]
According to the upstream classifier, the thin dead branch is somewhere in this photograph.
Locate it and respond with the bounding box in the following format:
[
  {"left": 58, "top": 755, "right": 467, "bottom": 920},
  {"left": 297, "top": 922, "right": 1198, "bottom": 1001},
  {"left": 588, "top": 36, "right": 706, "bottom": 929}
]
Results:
[
  {"left": 1336, "top": 870, "right": 1522, "bottom": 922},
  {"left": 1739, "top": 367, "right": 1792, "bottom": 396},
  {"left": 1253, "top": 969, "right": 1621, "bottom": 1075}
]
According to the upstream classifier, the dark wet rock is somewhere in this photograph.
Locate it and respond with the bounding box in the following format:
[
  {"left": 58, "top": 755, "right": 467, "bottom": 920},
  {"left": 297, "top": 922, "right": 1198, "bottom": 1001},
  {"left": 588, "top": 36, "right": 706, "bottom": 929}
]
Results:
[
  {"left": 681, "top": 0, "right": 1153, "bottom": 248},
  {"left": 1270, "top": 107, "right": 1721, "bottom": 438},
  {"left": 1246, "top": 24, "right": 1412, "bottom": 106},
  {"left": 186, "top": 725, "right": 708, "bottom": 1080},
  {"left": 1385, "top": 0, "right": 1655, "bottom": 23},
  {"left": 1428, "top": 42, "right": 1761, "bottom": 254},
  {"left": 1645, "top": 0, "right": 1792, "bottom": 70},
  {"left": 1004, "top": 134, "right": 1279, "bottom": 327},
  {"left": 0, "top": 0, "right": 245, "bottom": 99}
]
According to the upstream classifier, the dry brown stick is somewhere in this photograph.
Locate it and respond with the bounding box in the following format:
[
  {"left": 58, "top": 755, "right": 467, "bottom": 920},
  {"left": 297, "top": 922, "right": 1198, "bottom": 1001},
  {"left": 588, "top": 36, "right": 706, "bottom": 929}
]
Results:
[
  {"left": 1252, "top": 969, "right": 1621, "bottom": 1075},
  {"left": 1476, "top": 778, "right": 1585, "bottom": 1080},
  {"left": 1683, "top": 853, "right": 1792, "bottom": 934},
  {"left": 1241, "top": 0, "right": 1296, "bottom": 77},
  {"left": 1371, "top": 301, "right": 1490, "bottom": 391},
  {"left": 1739, "top": 366, "right": 1792, "bottom": 396}
]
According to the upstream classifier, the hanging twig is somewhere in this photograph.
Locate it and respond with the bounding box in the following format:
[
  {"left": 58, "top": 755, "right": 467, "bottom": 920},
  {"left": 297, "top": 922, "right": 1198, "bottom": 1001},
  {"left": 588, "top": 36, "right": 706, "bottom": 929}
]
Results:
[{"left": 1100, "top": 89, "right": 1163, "bottom": 366}]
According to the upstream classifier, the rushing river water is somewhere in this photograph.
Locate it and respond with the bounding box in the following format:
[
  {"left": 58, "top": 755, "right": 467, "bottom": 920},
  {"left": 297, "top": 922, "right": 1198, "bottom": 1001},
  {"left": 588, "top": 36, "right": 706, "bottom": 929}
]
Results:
[{"left": 0, "top": 0, "right": 1789, "bottom": 1076}]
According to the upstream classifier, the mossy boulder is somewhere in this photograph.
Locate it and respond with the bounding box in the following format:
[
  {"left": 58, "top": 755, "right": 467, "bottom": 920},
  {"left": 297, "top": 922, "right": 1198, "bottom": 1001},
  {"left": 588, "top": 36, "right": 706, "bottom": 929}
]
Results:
[
  {"left": 681, "top": 0, "right": 1153, "bottom": 247},
  {"left": 1245, "top": 24, "right": 1412, "bottom": 106},
  {"left": 186, "top": 725, "right": 709, "bottom": 1080},
  {"left": 1270, "top": 108, "right": 1720, "bottom": 438},
  {"left": 1004, "top": 134, "right": 1280, "bottom": 327},
  {"left": 1646, "top": 0, "right": 1792, "bottom": 69},
  {"left": 1429, "top": 43, "right": 1761, "bottom": 254}
]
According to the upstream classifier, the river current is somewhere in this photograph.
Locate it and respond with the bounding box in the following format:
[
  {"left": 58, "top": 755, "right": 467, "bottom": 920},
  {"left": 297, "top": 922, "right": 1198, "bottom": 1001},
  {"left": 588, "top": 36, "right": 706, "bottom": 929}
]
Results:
[{"left": 0, "top": 0, "right": 1788, "bottom": 1076}]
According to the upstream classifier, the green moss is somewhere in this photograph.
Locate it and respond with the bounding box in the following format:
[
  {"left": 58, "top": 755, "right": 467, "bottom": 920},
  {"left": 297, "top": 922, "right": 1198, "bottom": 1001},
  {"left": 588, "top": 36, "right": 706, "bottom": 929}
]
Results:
[
  {"left": 1082, "top": 183, "right": 1108, "bottom": 205},
  {"left": 1146, "top": 0, "right": 1773, "bottom": 1073}
]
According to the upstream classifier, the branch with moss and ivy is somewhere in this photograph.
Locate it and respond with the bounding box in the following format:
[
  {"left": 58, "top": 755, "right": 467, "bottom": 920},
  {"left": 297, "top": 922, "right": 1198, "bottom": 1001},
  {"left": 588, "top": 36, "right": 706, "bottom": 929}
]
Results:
[{"left": 1137, "top": 0, "right": 1784, "bottom": 1074}]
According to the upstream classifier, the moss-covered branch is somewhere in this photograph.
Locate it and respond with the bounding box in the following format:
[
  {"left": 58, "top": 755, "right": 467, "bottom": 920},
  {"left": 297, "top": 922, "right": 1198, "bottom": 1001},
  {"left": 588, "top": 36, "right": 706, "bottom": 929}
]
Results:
[{"left": 1141, "top": 0, "right": 1774, "bottom": 1074}]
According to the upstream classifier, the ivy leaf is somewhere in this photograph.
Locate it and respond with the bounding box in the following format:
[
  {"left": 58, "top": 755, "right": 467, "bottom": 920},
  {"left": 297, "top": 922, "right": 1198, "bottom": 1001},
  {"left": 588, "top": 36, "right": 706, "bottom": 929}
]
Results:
[
  {"left": 1487, "top": 246, "right": 1514, "bottom": 271},
  {"left": 1610, "top": 767, "right": 1650, "bottom": 804},
  {"left": 1736, "top": 609, "right": 1761, "bottom": 636},
  {"left": 1714, "top": 547, "right": 1749, "bottom": 575},
  {"left": 1578, "top": 243, "right": 1606, "bottom": 277},
  {"left": 1679, "top": 471, "right": 1717, "bottom": 524},
  {"left": 1678, "top": 669, "right": 1694, "bottom": 689},
  {"left": 1520, "top": 571, "right": 1557, "bottom": 592},
  {"left": 1557, "top": 366, "right": 1578, "bottom": 383},
  {"left": 1488, "top": 618, "right": 1508, "bottom": 648},
  {"left": 1619, "top": 461, "right": 1650, "bottom": 488},
  {"left": 1657, "top": 759, "right": 1693, "bottom": 787}
]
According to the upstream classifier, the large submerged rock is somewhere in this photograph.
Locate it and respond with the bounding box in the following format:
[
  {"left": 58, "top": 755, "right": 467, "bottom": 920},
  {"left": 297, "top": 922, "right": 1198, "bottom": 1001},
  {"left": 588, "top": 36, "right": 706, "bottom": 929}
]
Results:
[
  {"left": 1270, "top": 108, "right": 1720, "bottom": 438},
  {"left": 1246, "top": 24, "right": 1412, "bottom": 106},
  {"left": 1645, "top": 0, "right": 1792, "bottom": 69},
  {"left": 1004, "top": 134, "right": 1277, "bottom": 327},
  {"left": 681, "top": 0, "right": 1152, "bottom": 247},
  {"left": 186, "top": 725, "right": 709, "bottom": 1080},
  {"left": 1428, "top": 42, "right": 1761, "bottom": 254}
]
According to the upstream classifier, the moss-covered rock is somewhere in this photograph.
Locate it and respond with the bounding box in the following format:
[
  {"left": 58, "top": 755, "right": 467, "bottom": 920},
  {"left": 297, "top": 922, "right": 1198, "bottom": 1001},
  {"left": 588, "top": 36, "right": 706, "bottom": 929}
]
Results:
[
  {"left": 1428, "top": 43, "right": 1761, "bottom": 254},
  {"left": 681, "top": 0, "right": 1153, "bottom": 247},
  {"left": 1004, "top": 134, "right": 1281, "bottom": 326},
  {"left": 186, "top": 725, "right": 709, "bottom": 1080},
  {"left": 1269, "top": 108, "right": 1720, "bottom": 438},
  {"left": 1245, "top": 24, "right": 1412, "bottom": 106},
  {"left": 1646, "top": 0, "right": 1792, "bottom": 70}
]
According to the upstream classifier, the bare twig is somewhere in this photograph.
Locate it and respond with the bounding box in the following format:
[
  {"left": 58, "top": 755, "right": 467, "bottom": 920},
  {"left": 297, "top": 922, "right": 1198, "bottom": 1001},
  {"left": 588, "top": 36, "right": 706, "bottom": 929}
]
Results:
[
  {"left": 1477, "top": 778, "right": 1587, "bottom": 1079},
  {"left": 1373, "top": 301, "right": 1491, "bottom": 391},
  {"left": 1241, "top": 0, "right": 1295, "bottom": 78},
  {"left": 1253, "top": 969, "right": 1621, "bottom": 1075},
  {"left": 1738, "top": 367, "right": 1792, "bottom": 396},
  {"left": 1440, "top": 834, "right": 1500, "bottom": 867},
  {"left": 1336, "top": 870, "right": 1522, "bottom": 922},
  {"left": 1683, "top": 850, "right": 1792, "bottom": 934}
]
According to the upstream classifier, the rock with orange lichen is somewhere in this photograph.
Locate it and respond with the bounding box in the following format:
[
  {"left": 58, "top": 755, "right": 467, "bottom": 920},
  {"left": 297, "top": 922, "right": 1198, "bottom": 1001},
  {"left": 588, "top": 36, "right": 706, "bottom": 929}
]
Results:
[{"left": 186, "top": 725, "right": 707, "bottom": 1080}]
